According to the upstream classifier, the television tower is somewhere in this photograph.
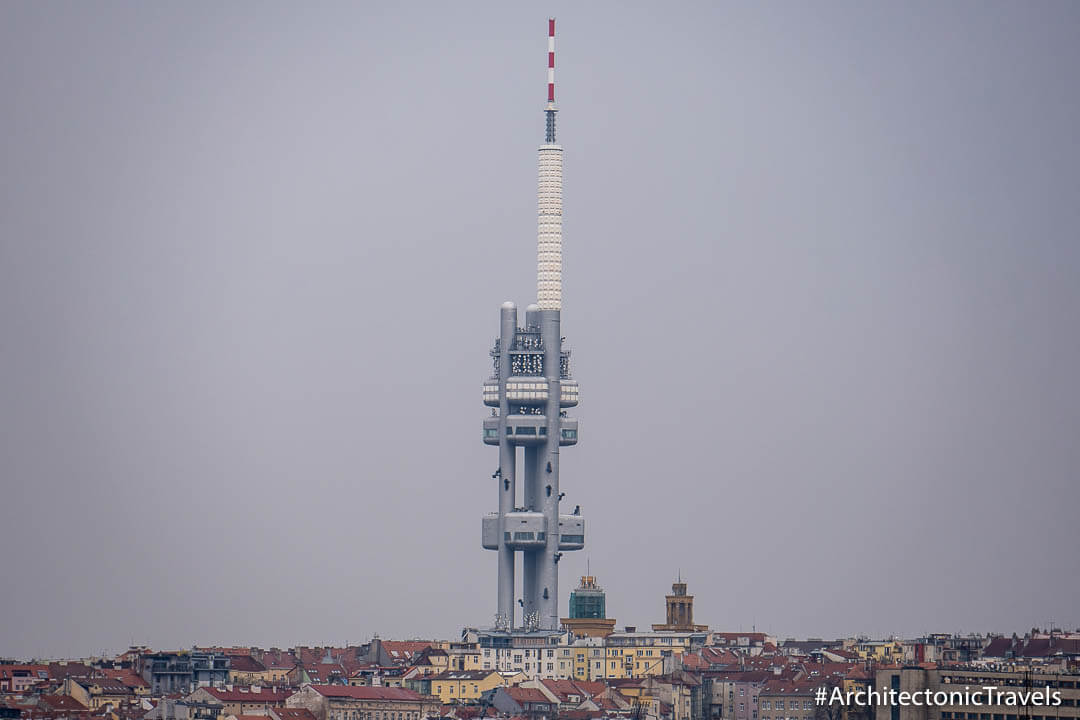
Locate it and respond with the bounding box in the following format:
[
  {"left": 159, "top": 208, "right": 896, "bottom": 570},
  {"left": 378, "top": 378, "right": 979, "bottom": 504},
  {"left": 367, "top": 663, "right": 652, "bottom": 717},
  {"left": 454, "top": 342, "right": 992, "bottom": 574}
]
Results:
[{"left": 481, "top": 18, "right": 583, "bottom": 633}]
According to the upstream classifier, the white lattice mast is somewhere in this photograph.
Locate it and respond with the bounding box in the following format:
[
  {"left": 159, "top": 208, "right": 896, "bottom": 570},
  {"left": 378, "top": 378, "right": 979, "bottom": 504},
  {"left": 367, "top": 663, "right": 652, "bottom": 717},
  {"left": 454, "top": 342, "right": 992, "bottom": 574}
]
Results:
[{"left": 537, "top": 18, "right": 563, "bottom": 311}]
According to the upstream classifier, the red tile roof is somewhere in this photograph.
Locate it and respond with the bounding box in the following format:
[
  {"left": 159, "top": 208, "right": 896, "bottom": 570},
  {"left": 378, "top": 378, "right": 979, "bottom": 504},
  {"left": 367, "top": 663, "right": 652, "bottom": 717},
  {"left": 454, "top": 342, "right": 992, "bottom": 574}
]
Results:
[
  {"left": 572, "top": 681, "right": 606, "bottom": 698},
  {"left": 99, "top": 670, "right": 150, "bottom": 689},
  {"left": 759, "top": 680, "right": 820, "bottom": 696},
  {"left": 77, "top": 678, "right": 133, "bottom": 695},
  {"left": 591, "top": 696, "right": 626, "bottom": 711},
  {"left": 304, "top": 663, "right": 347, "bottom": 682},
  {"left": 538, "top": 678, "right": 580, "bottom": 701},
  {"left": 0, "top": 664, "right": 50, "bottom": 681},
  {"left": 40, "top": 695, "right": 89, "bottom": 711},
  {"left": 229, "top": 656, "right": 268, "bottom": 673},
  {"left": 379, "top": 642, "right": 437, "bottom": 664},
  {"left": 272, "top": 709, "right": 317, "bottom": 720},
  {"left": 680, "top": 653, "right": 708, "bottom": 671},
  {"left": 308, "top": 685, "right": 425, "bottom": 701},
  {"left": 49, "top": 663, "right": 95, "bottom": 680},
  {"left": 505, "top": 687, "right": 551, "bottom": 705},
  {"left": 702, "top": 670, "right": 775, "bottom": 683},
  {"left": 201, "top": 688, "right": 292, "bottom": 704},
  {"left": 261, "top": 652, "right": 300, "bottom": 671}
]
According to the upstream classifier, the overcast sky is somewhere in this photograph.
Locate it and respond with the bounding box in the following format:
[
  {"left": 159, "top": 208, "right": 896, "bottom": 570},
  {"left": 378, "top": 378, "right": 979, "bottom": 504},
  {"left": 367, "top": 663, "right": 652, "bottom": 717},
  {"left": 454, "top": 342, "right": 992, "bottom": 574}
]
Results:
[{"left": 2, "top": 1, "right": 1079, "bottom": 660}]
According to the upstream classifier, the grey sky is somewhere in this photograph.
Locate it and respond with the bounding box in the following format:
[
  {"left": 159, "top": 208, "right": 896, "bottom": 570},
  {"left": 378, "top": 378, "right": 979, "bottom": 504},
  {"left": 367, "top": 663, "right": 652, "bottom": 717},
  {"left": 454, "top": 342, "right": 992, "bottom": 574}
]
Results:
[{"left": 1, "top": 1, "right": 1078, "bottom": 660}]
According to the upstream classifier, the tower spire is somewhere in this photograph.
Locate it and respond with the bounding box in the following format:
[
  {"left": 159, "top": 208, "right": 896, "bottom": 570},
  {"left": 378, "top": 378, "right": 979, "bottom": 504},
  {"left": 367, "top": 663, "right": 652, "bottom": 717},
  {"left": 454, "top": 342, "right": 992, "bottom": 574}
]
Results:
[
  {"left": 546, "top": 18, "right": 557, "bottom": 142},
  {"left": 537, "top": 18, "right": 563, "bottom": 312}
]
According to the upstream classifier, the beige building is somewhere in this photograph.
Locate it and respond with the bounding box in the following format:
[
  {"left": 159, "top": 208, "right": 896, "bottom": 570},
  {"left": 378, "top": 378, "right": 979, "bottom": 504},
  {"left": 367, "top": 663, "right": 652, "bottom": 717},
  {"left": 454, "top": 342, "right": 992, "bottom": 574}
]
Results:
[
  {"left": 603, "top": 630, "right": 710, "bottom": 679},
  {"left": 228, "top": 656, "right": 274, "bottom": 687},
  {"left": 757, "top": 680, "right": 819, "bottom": 720},
  {"left": 186, "top": 687, "right": 293, "bottom": 719},
  {"left": 61, "top": 678, "right": 134, "bottom": 711},
  {"left": 285, "top": 684, "right": 439, "bottom": 720},
  {"left": 420, "top": 669, "right": 523, "bottom": 704},
  {"left": 445, "top": 641, "right": 482, "bottom": 672},
  {"left": 874, "top": 667, "right": 1080, "bottom": 720}
]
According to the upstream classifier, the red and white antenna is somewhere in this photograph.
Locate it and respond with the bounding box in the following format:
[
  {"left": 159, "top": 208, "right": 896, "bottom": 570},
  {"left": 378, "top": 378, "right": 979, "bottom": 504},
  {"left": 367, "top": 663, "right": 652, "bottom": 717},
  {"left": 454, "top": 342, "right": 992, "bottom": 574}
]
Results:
[
  {"left": 545, "top": 18, "right": 557, "bottom": 143},
  {"left": 547, "top": 18, "right": 556, "bottom": 105}
]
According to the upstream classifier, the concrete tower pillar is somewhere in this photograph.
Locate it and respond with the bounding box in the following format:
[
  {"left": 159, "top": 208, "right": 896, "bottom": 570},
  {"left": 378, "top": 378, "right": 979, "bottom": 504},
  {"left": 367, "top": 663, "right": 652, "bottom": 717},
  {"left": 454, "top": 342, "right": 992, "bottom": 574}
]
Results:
[
  {"left": 497, "top": 302, "right": 517, "bottom": 629},
  {"left": 538, "top": 308, "right": 561, "bottom": 629}
]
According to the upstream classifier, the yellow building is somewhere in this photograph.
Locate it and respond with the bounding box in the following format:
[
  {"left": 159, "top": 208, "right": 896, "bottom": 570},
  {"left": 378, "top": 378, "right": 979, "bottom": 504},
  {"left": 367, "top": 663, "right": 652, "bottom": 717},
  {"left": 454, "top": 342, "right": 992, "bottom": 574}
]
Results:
[
  {"left": 602, "top": 631, "right": 709, "bottom": 679},
  {"left": 61, "top": 678, "right": 133, "bottom": 711},
  {"left": 425, "top": 669, "right": 524, "bottom": 704},
  {"left": 851, "top": 640, "right": 901, "bottom": 662},
  {"left": 447, "top": 644, "right": 483, "bottom": 672},
  {"left": 410, "top": 648, "right": 452, "bottom": 676},
  {"left": 555, "top": 639, "right": 606, "bottom": 681},
  {"left": 228, "top": 656, "right": 275, "bottom": 686},
  {"left": 840, "top": 668, "right": 874, "bottom": 720}
]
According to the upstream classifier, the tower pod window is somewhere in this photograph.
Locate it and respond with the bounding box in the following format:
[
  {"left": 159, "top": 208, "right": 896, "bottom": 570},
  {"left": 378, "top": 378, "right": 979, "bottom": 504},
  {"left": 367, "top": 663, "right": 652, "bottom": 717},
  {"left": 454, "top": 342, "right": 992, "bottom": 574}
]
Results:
[
  {"left": 517, "top": 427, "right": 537, "bottom": 435},
  {"left": 513, "top": 532, "right": 535, "bottom": 541},
  {"left": 561, "top": 429, "right": 577, "bottom": 440},
  {"left": 561, "top": 534, "right": 584, "bottom": 544}
]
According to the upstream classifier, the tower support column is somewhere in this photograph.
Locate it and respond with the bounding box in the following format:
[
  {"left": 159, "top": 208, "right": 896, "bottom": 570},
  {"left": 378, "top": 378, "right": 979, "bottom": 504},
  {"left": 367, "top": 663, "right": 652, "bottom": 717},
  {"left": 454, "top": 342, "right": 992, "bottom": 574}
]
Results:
[
  {"left": 497, "top": 303, "right": 517, "bottom": 629},
  {"left": 538, "top": 308, "right": 561, "bottom": 629}
]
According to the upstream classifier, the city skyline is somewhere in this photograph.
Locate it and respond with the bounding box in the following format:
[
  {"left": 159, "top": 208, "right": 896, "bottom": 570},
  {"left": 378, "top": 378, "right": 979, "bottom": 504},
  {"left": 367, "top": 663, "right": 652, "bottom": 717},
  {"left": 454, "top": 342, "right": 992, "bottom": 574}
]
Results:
[{"left": 1, "top": 2, "right": 1079, "bottom": 660}]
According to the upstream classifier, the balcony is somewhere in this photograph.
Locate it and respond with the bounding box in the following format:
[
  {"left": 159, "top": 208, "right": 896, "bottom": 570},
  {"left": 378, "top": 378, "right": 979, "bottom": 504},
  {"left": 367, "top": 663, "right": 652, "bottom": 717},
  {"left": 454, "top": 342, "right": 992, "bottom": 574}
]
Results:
[{"left": 483, "top": 377, "right": 578, "bottom": 409}]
